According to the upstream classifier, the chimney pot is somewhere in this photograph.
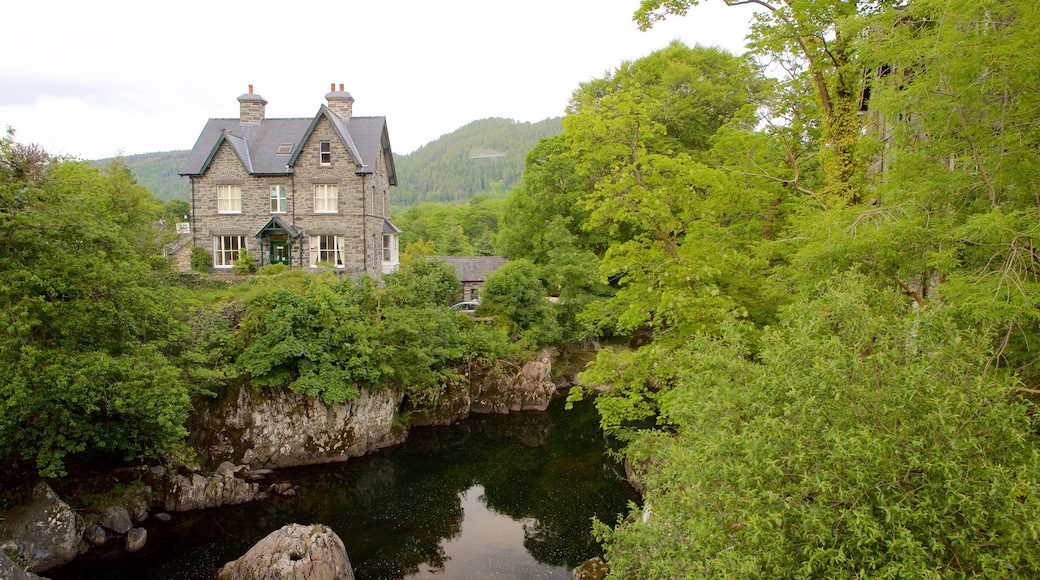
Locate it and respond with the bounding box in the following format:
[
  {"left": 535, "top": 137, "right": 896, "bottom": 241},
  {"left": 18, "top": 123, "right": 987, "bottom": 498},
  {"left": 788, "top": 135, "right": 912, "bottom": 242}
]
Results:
[
  {"left": 331, "top": 83, "right": 336, "bottom": 92},
  {"left": 249, "top": 84, "right": 253, "bottom": 94},
  {"left": 339, "top": 83, "right": 344, "bottom": 91}
]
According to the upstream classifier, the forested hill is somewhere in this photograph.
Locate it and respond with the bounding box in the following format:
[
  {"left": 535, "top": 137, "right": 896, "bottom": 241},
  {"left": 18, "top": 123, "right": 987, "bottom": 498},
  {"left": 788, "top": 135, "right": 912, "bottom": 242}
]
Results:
[
  {"left": 92, "top": 116, "right": 562, "bottom": 206},
  {"left": 91, "top": 150, "right": 191, "bottom": 202},
  {"left": 392, "top": 117, "right": 562, "bottom": 206}
]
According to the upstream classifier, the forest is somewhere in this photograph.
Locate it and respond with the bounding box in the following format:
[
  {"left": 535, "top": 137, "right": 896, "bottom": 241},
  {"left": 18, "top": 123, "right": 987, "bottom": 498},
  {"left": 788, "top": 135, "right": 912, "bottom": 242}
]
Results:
[{"left": 5, "top": 0, "right": 1040, "bottom": 575}]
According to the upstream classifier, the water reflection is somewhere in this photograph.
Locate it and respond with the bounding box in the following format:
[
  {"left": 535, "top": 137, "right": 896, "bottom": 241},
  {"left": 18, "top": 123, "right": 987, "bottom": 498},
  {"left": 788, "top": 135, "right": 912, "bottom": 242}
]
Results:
[
  {"left": 51, "top": 397, "right": 638, "bottom": 580},
  {"left": 409, "top": 485, "right": 566, "bottom": 579}
]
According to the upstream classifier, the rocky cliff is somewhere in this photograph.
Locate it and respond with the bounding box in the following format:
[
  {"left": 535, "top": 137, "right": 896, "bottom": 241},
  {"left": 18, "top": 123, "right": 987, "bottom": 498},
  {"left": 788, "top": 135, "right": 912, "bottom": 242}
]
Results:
[{"left": 191, "top": 386, "right": 406, "bottom": 470}]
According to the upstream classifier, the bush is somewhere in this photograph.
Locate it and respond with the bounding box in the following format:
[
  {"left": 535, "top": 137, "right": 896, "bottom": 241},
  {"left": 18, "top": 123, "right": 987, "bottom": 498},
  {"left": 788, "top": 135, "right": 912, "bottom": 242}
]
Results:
[
  {"left": 189, "top": 245, "right": 211, "bottom": 272},
  {"left": 257, "top": 263, "right": 288, "bottom": 276},
  {"left": 233, "top": 248, "right": 257, "bottom": 275},
  {"left": 480, "top": 259, "right": 561, "bottom": 346},
  {"left": 596, "top": 278, "right": 1040, "bottom": 577}
]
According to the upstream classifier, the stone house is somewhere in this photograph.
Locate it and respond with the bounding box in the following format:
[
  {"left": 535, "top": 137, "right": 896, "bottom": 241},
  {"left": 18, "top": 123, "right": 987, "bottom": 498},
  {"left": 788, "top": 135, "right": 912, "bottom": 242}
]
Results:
[
  {"left": 179, "top": 85, "right": 401, "bottom": 275},
  {"left": 434, "top": 256, "right": 509, "bottom": 302}
]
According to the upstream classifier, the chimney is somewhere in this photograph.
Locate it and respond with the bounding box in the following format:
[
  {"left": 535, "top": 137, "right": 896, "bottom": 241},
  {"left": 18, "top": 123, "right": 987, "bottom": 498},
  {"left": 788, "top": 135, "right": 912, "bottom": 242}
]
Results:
[
  {"left": 326, "top": 83, "right": 354, "bottom": 119},
  {"left": 237, "top": 85, "right": 267, "bottom": 123}
]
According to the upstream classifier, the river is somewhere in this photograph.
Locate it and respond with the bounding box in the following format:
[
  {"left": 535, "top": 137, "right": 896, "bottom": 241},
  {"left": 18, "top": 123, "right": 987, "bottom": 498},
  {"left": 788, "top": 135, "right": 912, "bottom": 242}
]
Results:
[{"left": 51, "top": 396, "right": 638, "bottom": 579}]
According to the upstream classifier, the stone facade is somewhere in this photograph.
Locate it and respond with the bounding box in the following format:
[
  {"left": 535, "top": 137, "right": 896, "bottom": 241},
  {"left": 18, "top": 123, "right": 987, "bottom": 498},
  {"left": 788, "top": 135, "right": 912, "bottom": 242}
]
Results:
[{"left": 182, "top": 87, "right": 399, "bottom": 276}]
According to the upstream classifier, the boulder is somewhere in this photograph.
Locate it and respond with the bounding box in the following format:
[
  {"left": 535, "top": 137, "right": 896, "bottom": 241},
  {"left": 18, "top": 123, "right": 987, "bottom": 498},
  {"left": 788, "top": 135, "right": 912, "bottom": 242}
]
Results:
[
  {"left": 98, "top": 506, "right": 133, "bottom": 535},
  {"left": 82, "top": 524, "right": 107, "bottom": 547},
  {"left": 158, "top": 463, "right": 263, "bottom": 512},
  {"left": 218, "top": 524, "right": 353, "bottom": 580},
  {"left": 0, "top": 482, "right": 80, "bottom": 572},
  {"left": 470, "top": 350, "right": 556, "bottom": 414},
  {"left": 0, "top": 549, "right": 46, "bottom": 580},
  {"left": 125, "top": 527, "right": 147, "bottom": 553},
  {"left": 572, "top": 556, "right": 610, "bottom": 580}
]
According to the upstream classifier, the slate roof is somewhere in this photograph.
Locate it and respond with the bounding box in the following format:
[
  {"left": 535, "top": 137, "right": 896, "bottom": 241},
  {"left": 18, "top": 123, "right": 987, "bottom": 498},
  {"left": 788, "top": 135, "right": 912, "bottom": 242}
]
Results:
[
  {"left": 179, "top": 107, "right": 397, "bottom": 184},
  {"left": 434, "top": 256, "right": 509, "bottom": 283}
]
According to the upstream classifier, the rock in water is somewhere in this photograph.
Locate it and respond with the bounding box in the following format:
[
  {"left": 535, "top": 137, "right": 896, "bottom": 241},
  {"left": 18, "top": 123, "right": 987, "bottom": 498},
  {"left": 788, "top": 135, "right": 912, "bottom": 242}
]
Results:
[
  {"left": 0, "top": 548, "right": 46, "bottom": 580},
  {"left": 126, "top": 527, "right": 147, "bottom": 553},
  {"left": 218, "top": 524, "right": 353, "bottom": 580},
  {"left": 99, "top": 506, "right": 133, "bottom": 535},
  {"left": 573, "top": 556, "right": 610, "bottom": 580},
  {"left": 0, "top": 482, "right": 80, "bottom": 572}
]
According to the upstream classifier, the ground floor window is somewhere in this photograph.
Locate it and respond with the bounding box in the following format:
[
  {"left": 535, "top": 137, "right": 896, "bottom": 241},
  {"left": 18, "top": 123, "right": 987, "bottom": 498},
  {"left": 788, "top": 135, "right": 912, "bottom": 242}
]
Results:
[
  {"left": 310, "top": 234, "right": 344, "bottom": 268},
  {"left": 213, "top": 235, "right": 245, "bottom": 268}
]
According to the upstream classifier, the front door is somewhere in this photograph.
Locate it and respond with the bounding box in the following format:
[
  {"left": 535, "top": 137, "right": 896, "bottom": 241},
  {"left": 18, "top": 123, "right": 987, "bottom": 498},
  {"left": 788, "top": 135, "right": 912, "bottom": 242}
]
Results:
[{"left": 270, "top": 240, "right": 290, "bottom": 265}]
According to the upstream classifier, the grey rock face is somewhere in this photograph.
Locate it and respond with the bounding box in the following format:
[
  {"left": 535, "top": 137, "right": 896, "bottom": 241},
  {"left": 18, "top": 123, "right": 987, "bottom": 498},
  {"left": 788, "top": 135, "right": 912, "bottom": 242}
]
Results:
[
  {"left": 82, "top": 525, "right": 107, "bottom": 547},
  {"left": 159, "top": 462, "right": 263, "bottom": 512},
  {"left": 193, "top": 386, "right": 404, "bottom": 470},
  {"left": 125, "top": 527, "right": 147, "bottom": 553},
  {"left": 572, "top": 556, "right": 610, "bottom": 580},
  {"left": 0, "top": 549, "right": 47, "bottom": 580},
  {"left": 218, "top": 523, "right": 353, "bottom": 580},
  {"left": 470, "top": 349, "right": 556, "bottom": 414},
  {"left": 98, "top": 506, "right": 133, "bottom": 535},
  {"left": 0, "top": 482, "right": 81, "bottom": 573}
]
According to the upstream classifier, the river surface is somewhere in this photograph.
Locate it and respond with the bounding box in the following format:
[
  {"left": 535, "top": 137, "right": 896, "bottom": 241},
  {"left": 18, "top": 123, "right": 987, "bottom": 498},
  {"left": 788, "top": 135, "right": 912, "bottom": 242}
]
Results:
[{"left": 51, "top": 397, "right": 638, "bottom": 579}]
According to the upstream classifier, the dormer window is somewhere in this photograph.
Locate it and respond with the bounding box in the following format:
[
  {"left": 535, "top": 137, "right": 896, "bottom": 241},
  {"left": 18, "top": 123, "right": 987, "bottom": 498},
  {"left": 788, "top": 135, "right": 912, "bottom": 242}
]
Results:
[{"left": 319, "top": 141, "right": 331, "bottom": 166}]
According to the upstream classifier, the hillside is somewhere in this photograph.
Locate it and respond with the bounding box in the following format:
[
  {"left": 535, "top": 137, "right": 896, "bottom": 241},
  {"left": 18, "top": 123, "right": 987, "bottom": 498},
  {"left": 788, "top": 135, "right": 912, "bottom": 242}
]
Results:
[
  {"left": 92, "top": 117, "right": 562, "bottom": 206},
  {"left": 92, "top": 150, "right": 191, "bottom": 202},
  {"left": 392, "top": 117, "right": 562, "bottom": 206}
]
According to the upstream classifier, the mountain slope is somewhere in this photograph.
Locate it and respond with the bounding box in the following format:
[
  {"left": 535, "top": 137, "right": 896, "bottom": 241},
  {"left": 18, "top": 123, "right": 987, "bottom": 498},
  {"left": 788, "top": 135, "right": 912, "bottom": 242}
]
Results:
[
  {"left": 92, "top": 117, "right": 562, "bottom": 206},
  {"left": 392, "top": 117, "right": 562, "bottom": 206}
]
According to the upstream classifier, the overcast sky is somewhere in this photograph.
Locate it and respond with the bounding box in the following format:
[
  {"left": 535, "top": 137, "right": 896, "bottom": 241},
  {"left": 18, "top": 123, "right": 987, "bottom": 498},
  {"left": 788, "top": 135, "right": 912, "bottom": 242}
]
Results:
[{"left": 2, "top": 0, "right": 754, "bottom": 160}]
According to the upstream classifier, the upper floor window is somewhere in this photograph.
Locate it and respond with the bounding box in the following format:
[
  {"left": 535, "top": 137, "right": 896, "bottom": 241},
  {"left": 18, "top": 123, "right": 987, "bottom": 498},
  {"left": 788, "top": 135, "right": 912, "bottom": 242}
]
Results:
[
  {"left": 314, "top": 184, "right": 338, "bottom": 213},
  {"left": 270, "top": 185, "right": 286, "bottom": 213},
  {"left": 217, "top": 184, "right": 241, "bottom": 214},
  {"left": 319, "top": 141, "right": 331, "bottom": 166}
]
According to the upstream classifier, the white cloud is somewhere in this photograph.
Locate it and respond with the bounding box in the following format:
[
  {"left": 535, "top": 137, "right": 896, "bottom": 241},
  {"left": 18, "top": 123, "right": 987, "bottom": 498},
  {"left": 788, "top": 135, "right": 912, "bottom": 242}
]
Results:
[{"left": 1, "top": 0, "right": 754, "bottom": 159}]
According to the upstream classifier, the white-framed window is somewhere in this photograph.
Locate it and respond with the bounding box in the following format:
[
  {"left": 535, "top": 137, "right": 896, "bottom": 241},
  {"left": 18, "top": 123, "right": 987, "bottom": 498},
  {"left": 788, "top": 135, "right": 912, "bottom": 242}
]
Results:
[
  {"left": 270, "top": 184, "right": 286, "bottom": 213},
  {"left": 319, "top": 141, "right": 332, "bottom": 166},
  {"left": 310, "top": 235, "right": 344, "bottom": 268},
  {"left": 217, "top": 185, "right": 241, "bottom": 214},
  {"left": 314, "top": 184, "right": 338, "bottom": 213},
  {"left": 213, "top": 235, "right": 245, "bottom": 268},
  {"left": 382, "top": 234, "right": 396, "bottom": 263},
  {"left": 381, "top": 233, "right": 399, "bottom": 274}
]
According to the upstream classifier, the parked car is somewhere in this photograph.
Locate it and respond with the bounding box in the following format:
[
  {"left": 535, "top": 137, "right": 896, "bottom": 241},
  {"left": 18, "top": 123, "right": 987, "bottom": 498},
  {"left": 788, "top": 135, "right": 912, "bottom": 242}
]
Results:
[{"left": 450, "top": 301, "right": 479, "bottom": 314}]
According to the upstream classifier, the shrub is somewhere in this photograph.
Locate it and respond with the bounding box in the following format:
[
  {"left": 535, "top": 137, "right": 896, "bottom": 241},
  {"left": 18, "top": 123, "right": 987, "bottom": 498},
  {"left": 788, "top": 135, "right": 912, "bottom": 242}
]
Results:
[
  {"left": 189, "top": 245, "right": 211, "bottom": 272},
  {"left": 233, "top": 248, "right": 257, "bottom": 275},
  {"left": 257, "top": 263, "right": 289, "bottom": 276}
]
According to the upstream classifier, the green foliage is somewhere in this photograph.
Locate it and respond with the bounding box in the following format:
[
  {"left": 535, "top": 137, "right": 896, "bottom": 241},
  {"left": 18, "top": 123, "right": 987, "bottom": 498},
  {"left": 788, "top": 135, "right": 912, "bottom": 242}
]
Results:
[
  {"left": 237, "top": 275, "right": 382, "bottom": 404},
  {"left": 233, "top": 248, "right": 257, "bottom": 275},
  {"left": 256, "top": 263, "right": 289, "bottom": 276},
  {"left": 393, "top": 196, "right": 506, "bottom": 257},
  {"left": 382, "top": 258, "right": 462, "bottom": 307},
  {"left": 0, "top": 131, "right": 194, "bottom": 476},
  {"left": 598, "top": 277, "right": 1040, "bottom": 577},
  {"left": 189, "top": 245, "right": 211, "bottom": 272},
  {"left": 164, "top": 199, "right": 190, "bottom": 220},
  {"left": 480, "top": 260, "right": 560, "bottom": 347}
]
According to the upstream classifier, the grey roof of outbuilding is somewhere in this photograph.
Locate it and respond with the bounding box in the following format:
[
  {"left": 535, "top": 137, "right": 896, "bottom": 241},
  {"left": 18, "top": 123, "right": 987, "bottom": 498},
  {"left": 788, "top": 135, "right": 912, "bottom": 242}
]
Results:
[
  {"left": 434, "top": 256, "right": 509, "bottom": 283},
  {"left": 179, "top": 108, "right": 397, "bottom": 184}
]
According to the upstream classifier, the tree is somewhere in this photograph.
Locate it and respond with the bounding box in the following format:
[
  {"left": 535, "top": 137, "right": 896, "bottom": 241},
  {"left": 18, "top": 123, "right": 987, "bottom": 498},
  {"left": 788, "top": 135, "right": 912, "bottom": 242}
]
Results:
[
  {"left": 480, "top": 260, "right": 560, "bottom": 346},
  {"left": 0, "top": 132, "right": 193, "bottom": 476},
  {"left": 635, "top": 0, "right": 901, "bottom": 206},
  {"left": 596, "top": 277, "right": 1040, "bottom": 577}
]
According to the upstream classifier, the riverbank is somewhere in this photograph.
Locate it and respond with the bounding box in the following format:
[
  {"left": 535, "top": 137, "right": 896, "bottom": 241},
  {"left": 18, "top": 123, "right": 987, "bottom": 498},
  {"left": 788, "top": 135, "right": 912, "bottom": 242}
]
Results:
[{"left": 1, "top": 348, "right": 606, "bottom": 576}]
